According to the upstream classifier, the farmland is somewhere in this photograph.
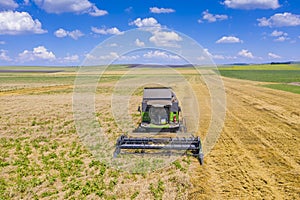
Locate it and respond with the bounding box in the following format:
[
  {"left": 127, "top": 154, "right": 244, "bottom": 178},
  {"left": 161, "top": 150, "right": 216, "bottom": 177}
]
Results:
[
  {"left": 0, "top": 65, "right": 300, "bottom": 199},
  {"left": 218, "top": 64, "right": 300, "bottom": 94}
]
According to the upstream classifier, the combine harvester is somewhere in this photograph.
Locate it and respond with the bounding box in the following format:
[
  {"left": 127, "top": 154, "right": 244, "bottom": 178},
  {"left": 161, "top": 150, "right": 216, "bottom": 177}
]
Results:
[{"left": 114, "top": 87, "right": 204, "bottom": 165}]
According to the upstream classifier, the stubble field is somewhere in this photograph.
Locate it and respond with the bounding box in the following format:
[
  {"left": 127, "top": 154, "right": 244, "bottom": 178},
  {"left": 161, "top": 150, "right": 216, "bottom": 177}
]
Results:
[{"left": 0, "top": 65, "right": 299, "bottom": 199}]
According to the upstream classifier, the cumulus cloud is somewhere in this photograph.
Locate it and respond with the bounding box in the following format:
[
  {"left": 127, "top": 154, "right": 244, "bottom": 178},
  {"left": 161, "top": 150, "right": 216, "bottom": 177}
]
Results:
[
  {"left": 258, "top": 12, "right": 300, "bottom": 27},
  {"left": 129, "top": 17, "right": 161, "bottom": 28},
  {"left": 274, "top": 36, "right": 288, "bottom": 42},
  {"left": 135, "top": 38, "right": 145, "bottom": 47},
  {"left": 268, "top": 52, "right": 281, "bottom": 59},
  {"left": 61, "top": 54, "right": 79, "bottom": 63},
  {"left": 107, "top": 43, "right": 118, "bottom": 47},
  {"left": 223, "top": 0, "right": 280, "bottom": 9},
  {"left": 100, "top": 52, "right": 140, "bottom": 61},
  {"left": 91, "top": 27, "right": 123, "bottom": 35},
  {"left": 130, "top": 17, "right": 182, "bottom": 47},
  {"left": 125, "top": 7, "right": 133, "bottom": 13},
  {"left": 89, "top": 5, "right": 108, "bottom": 16},
  {"left": 54, "top": 28, "right": 84, "bottom": 40},
  {"left": 0, "top": 0, "right": 18, "bottom": 10},
  {"left": 32, "top": 0, "right": 108, "bottom": 16},
  {"left": 85, "top": 52, "right": 140, "bottom": 62},
  {"left": 98, "top": 52, "right": 119, "bottom": 60},
  {"left": 202, "top": 48, "right": 212, "bottom": 57},
  {"left": 197, "top": 49, "right": 211, "bottom": 61},
  {"left": 0, "top": 49, "right": 12, "bottom": 61},
  {"left": 143, "top": 50, "right": 180, "bottom": 60},
  {"left": 149, "top": 31, "right": 182, "bottom": 47},
  {"left": 198, "top": 48, "right": 237, "bottom": 60},
  {"left": 216, "top": 36, "right": 243, "bottom": 43},
  {"left": 270, "top": 30, "right": 287, "bottom": 37},
  {"left": 68, "top": 30, "right": 84, "bottom": 39},
  {"left": 119, "top": 55, "right": 140, "bottom": 61},
  {"left": 54, "top": 28, "right": 68, "bottom": 37},
  {"left": 200, "top": 10, "right": 228, "bottom": 23},
  {"left": 23, "top": 0, "right": 30, "bottom": 5},
  {"left": 0, "top": 11, "right": 47, "bottom": 35},
  {"left": 238, "top": 49, "right": 254, "bottom": 59},
  {"left": 150, "top": 7, "right": 175, "bottom": 14},
  {"left": 270, "top": 30, "right": 289, "bottom": 42},
  {"left": 18, "top": 46, "right": 56, "bottom": 62}
]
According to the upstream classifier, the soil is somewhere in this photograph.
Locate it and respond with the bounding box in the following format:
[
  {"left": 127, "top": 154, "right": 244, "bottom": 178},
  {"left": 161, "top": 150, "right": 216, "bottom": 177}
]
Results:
[
  {"left": 189, "top": 76, "right": 300, "bottom": 199},
  {"left": 0, "top": 70, "right": 299, "bottom": 199},
  {"left": 288, "top": 82, "right": 300, "bottom": 86}
]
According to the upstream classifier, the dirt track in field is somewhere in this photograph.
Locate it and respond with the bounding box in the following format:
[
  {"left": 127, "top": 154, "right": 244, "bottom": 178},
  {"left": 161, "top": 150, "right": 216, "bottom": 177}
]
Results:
[
  {"left": 1, "top": 70, "right": 299, "bottom": 199},
  {"left": 189, "top": 76, "right": 300, "bottom": 199}
]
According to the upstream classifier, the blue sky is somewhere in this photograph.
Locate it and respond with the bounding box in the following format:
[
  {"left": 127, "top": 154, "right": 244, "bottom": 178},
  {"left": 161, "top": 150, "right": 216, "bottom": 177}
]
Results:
[{"left": 0, "top": 0, "right": 300, "bottom": 66}]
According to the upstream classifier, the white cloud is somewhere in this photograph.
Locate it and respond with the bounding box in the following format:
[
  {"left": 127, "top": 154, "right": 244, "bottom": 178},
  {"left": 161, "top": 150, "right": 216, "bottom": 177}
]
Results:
[
  {"left": 197, "top": 49, "right": 213, "bottom": 61},
  {"left": 54, "top": 28, "right": 68, "bottom": 37},
  {"left": 85, "top": 52, "right": 140, "bottom": 62},
  {"left": 130, "top": 17, "right": 181, "bottom": 47},
  {"left": 91, "top": 27, "right": 123, "bottom": 35},
  {"left": 107, "top": 43, "right": 118, "bottom": 47},
  {"left": 216, "top": 36, "right": 243, "bottom": 43},
  {"left": 54, "top": 28, "right": 84, "bottom": 40},
  {"left": 135, "top": 38, "right": 145, "bottom": 47},
  {"left": 119, "top": 55, "right": 140, "bottom": 61},
  {"left": 33, "top": 0, "right": 108, "bottom": 16},
  {"left": 0, "top": 11, "right": 47, "bottom": 35},
  {"left": 212, "top": 54, "right": 237, "bottom": 60},
  {"left": 68, "top": 30, "right": 84, "bottom": 39},
  {"left": 203, "top": 49, "right": 217, "bottom": 59},
  {"left": 89, "top": 5, "right": 108, "bottom": 16},
  {"left": 223, "top": 0, "right": 280, "bottom": 9},
  {"left": 270, "top": 30, "right": 287, "bottom": 37},
  {"left": 33, "top": 0, "right": 91, "bottom": 13},
  {"left": 212, "top": 54, "right": 225, "bottom": 60},
  {"left": 203, "top": 48, "right": 212, "bottom": 57},
  {"left": 238, "top": 49, "right": 254, "bottom": 59},
  {"left": 198, "top": 49, "right": 237, "bottom": 61},
  {"left": 270, "top": 30, "right": 289, "bottom": 42},
  {"left": 125, "top": 7, "right": 133, "bottom": 13},
  {"left": 23, "top": 0, "right": 30, "bottom": 5},
  {"left": 0, "top": 49, "right": 12, "bottom": 61},
  {"left": 149, "top": 31, "right": 182, "bottom": 47},
  {"left": 268, "top": 52, "right": 281, "bottom": 59},
  {"left": 129, "top": 17, "right": 161, "bottom": 28},
  {"left": 18, "top": 46, "right": 56, "bottom": 62},
  {"left": 150, "top": 7, "right": 175, "bottom": 14},
  {"left": 274, "top": 36, "right": 288, "bottom": 42},
  {"left": 143, "top": 50, "right": 180, "bottom": 60},
  {"left": 62, "top": 54, "right": 79, "bottom": 63},
  {"left": 0, "top": 0, "right": 18, "bottom": 10},
  {"left": 258, "top": 12, "right": 300, "bottom": 27},
  {"left": 85, "top": 53, "right": 95, "bottom": 60},
  {"left": 201, "top": 10, "right": 228, "bottom": 23},
  {"left": 98, "top": 52, "right": 119, "bottom": 60},
  {"left": 0, "top": 41, "right": 5, "bottom": 45}
]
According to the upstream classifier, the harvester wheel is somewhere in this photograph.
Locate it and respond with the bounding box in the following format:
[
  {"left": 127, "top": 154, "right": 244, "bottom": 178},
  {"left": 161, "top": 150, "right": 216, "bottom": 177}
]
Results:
[
  {"left": 134, "top": 126, "right": 146, "bottom": 133},
  {"left": 198, "top": 153, "right": 204, "bottom": 165},
  {"left": 113, "top": 147, "right": 120, "bottom": 158}
]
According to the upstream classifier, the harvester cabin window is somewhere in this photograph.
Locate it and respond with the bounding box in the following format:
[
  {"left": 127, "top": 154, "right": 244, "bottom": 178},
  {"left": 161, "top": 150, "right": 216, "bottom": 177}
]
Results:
[{"left": 149, "top": 106, "right": 169, "bottom": 125}]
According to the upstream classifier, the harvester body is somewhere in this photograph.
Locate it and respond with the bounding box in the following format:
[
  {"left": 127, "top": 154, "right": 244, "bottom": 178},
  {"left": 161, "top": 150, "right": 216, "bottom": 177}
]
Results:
[
  {"left": 139, "top": 87, "right": 181, "bottom": 131},
  {"left": 114, "top": 87, "right": 204, "bottom": 165}
]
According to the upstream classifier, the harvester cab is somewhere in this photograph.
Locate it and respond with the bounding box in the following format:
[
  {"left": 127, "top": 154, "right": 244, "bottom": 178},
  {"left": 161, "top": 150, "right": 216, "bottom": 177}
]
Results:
[
  {"left": 137, "top": 87, "right": 182, "bottom": 132},
  {"left": 114, "top": 87, "right": 204, "bottom": 165}
]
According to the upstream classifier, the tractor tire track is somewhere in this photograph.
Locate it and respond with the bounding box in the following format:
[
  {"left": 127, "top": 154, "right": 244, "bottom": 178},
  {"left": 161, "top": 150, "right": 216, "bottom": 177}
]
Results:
[{"left": 189, "top": 76, "right": 300, "bottom": 199}]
